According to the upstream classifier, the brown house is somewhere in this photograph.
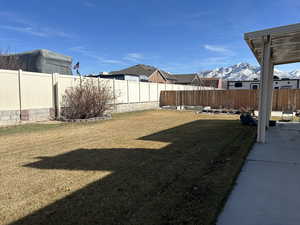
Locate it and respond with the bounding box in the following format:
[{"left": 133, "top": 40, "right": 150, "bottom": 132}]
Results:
[{"left": 109, "top": 64, "right": 176, "bottom": 84}]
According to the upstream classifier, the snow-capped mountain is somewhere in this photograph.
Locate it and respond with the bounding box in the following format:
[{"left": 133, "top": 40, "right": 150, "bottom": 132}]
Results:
[
  {"left": 198, "top": 62, "right": 299, "bottom": 80},
  {"left": 289, "top": 69, "right": 300, "bottom": 79}
]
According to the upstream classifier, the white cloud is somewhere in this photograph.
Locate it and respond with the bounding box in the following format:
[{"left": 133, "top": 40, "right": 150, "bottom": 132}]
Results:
[
  {"left": 0, "top": 11, "right": 33, "bottom": 26},
  {"left": 83, "top": 1, "right": 96, "bottom": 7},
  {"left": 198, "top": 56, "right": 230, "bottom": 66},
  {"left": 0, "top": 11, "right": 73, "bottom": 38},
  {"left": 159, "top": 57, "right": 231, "bottom": 73},
  {"left": 203, "top": 44, "right": 234, "bottom": 55},
  {"left": 0, "top": 25, "right": 47, "bottom": 37},
  {"left": 0, "top": 25, "right": 72, "bottom": 38},
  {"left": 102, "top": 59, "right": 125, "bottom": 64},
  {"left": 69, "top": 46, "right": 89, "bottom": 54},
  {"left": 70, "top": 46, "right": 127, "bottom": 65},
  {"left": 187, "top": 11, "right": 214, "bottom": 19},
  {"left": 124, "top": 53, "right": 144, "bottom": 62}
]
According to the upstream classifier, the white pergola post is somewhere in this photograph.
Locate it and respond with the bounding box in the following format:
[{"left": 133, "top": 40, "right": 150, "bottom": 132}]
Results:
[
  {"left": 266, "top": 62, "right": 274, "bottom": 128},
  {"left": 245, "top": 23, "right": 300, "bottom": 143},
  {"left": 257, "top": 35, "right": 272, "bottom": 143}
]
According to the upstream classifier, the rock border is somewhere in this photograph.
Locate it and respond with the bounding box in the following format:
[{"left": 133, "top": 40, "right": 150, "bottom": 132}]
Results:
[{"left": 59, "top": 114, "right": 112, "bottom": 123}]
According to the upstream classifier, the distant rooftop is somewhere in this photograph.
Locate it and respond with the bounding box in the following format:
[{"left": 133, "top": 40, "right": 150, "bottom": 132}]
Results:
[{"left": 110, "top": 64, "right": 174, "bottom": 80}]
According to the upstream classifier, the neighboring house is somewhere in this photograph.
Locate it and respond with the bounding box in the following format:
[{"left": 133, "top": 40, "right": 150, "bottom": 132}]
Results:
[
  {"left": 103, "top": 64, "right": 223, "bottom": 88},
  {"left": 0, "top": 49, "right": 73, "bottom": 75},
  {"left": 197, "top": 77, "right": 225, "bottom": 89},
  {"left": 169, "top": 74, "right": 224, "bottom": 88},
  {"left": 227, "top": 78, "right": 300, "bottom": 90},
  {"left": 90, "top": 73, "right": 145, "bottom": 82},
  {"left": 109, "top": 64, "right": 176, "bottom": 83},
  {"left": 169, "top": 73, "right": 201, "bottom": 86}
]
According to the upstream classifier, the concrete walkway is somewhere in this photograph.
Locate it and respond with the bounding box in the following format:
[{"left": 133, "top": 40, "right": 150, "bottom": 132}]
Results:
[{"left": 217, "top": 122, "right": 300, "bottom": 225}]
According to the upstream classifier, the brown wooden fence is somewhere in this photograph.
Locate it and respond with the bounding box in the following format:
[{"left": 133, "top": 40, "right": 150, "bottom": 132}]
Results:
[{"left": 160, "top": 89, "right": 300, "bottom": 111}]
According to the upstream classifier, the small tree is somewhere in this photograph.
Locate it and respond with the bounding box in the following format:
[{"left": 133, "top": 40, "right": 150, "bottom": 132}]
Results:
[{"left": 61, "top": 79, "right": 115, "bottom": 119}]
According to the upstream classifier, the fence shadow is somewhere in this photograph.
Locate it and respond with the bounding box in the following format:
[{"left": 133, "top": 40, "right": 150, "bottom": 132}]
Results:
[{"left": 10, "top": 119, "right": 245, "bottom": 225}]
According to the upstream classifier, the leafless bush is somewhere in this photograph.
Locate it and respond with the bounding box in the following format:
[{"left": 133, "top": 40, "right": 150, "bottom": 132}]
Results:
[
  {"left": 0, "top": 50, "right": 25, "bottom": 70},
  {"left": 61, "top": 78, "right": 115, "bottom": 119}
]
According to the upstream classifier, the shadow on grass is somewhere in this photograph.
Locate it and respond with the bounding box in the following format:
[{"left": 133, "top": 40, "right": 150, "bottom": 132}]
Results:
[{"left": 11, "top": 120, "right": 255, "bottom": 225}]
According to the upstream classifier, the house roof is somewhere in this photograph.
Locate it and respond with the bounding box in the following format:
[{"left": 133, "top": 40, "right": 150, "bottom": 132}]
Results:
[
  {"left": 110, "top": 64, "right": 174, "bottom": 80},
  {"left": 169, "top": 73, "right": 198, "bottom": 83},
  {"left": 110, "top": 64, "right": 155, "bottom": 76}
]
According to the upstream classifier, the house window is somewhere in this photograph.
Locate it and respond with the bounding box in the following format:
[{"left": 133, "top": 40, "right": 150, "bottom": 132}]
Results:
[
  {"left": 252, "top": 85, "right": 258, "bottom": 90},
  {"left": 234, "top": 82, "right": 243, "bottom": 87},
  {"left": 274, "top": 87, "right": 279, "bottom": 89},
  {"left": 281, "top": 86, "right": 292, "bottom": 89}
]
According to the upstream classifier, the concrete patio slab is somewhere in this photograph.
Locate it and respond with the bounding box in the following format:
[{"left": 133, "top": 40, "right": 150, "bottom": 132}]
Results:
[{"left": 217, "top": 122, "right": 300, "bottom": 225}]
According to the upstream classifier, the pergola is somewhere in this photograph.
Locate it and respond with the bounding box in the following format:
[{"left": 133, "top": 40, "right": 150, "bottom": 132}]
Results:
[{"left": 244, "top": 23, "right": 300, "bottom": 143}]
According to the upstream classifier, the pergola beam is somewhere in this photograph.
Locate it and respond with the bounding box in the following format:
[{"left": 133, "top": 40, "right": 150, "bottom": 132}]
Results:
[{"left": 244, "top": 23, "right": 300, "bottom": 40}]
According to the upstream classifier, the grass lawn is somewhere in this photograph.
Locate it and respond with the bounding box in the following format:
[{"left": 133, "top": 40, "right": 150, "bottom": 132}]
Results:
[{"left": 0, "top": 110, "right": 256, "bottom": 225}]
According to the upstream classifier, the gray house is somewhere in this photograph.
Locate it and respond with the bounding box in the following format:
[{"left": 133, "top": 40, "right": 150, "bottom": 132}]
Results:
[{"left": 0, "top": 49, "right": 73, "bottom": 75}]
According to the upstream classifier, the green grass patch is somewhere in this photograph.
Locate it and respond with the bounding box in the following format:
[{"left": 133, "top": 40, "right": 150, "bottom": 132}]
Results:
[
  {"left": 0, "top": 123, "right": 66, "bottom": 136},
  {"left": 0, "top": 110, "right": 158, "bottom": 136}
]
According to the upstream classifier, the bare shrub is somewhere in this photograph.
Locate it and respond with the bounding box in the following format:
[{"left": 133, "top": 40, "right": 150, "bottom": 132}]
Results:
[{"left": 61, "top": 78, "right": 115, "bottom": 119}]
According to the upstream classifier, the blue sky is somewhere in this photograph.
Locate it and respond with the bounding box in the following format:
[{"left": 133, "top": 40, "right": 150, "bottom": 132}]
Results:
[{"left": 1, "top": 0, "right": 300, "bottom": 74}]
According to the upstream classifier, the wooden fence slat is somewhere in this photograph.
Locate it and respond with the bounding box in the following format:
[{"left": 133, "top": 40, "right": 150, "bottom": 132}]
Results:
[{"left": 160, "top": 89, "right": 300, "bottom": 111}]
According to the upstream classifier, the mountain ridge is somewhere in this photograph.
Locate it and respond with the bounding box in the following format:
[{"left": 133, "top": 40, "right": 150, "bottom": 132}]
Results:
[{"left": 198, "top": 63, "right": 300, "bottom": 81}]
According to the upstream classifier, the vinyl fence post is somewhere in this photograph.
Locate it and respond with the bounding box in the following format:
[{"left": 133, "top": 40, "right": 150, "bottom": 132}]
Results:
[
  {"left": 127, "top": 80, "right": 129, "bottom": 103},
  {"left": 138, "top": 80, "right": 141, "bottom": 102},
  {"left": 18, "top": 69, "right": 22, "bottom": 121},
  {"left": 55, "top": 73, "right": 61, "bottom": 119},
  {"left": 157, "top": 82, "right": 159, "bottom": 102},
  {"left": 51, "top": 73, "right": 55, "bottom": 119},
  {"left": 113, "top": 78, "right": 116, "bottom": 107},
  {"left": 148, "top": 82, "right": 151, "bottom": 102},
  {"left": 97, "top": 77, "right": 100, "bottom": 91}
]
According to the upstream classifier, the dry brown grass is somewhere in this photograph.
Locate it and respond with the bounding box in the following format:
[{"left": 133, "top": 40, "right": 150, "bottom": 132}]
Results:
[{"left": 0, "top": 110, "right": 255, "bottom": 225}]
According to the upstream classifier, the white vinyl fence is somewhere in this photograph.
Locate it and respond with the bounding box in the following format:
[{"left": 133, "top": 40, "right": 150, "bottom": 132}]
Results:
[{"left": 0, "top": 69, "right": 213, "bottom": 124}]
